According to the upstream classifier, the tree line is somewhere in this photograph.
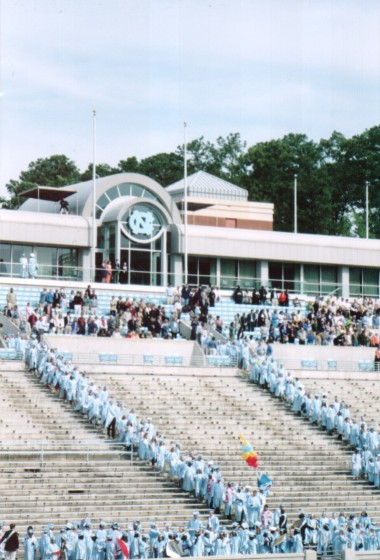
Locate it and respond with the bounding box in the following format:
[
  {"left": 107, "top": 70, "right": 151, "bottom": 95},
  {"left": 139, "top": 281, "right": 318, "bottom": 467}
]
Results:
[{"left": 2, "top": 125, "right": 380, "bottom": 238}]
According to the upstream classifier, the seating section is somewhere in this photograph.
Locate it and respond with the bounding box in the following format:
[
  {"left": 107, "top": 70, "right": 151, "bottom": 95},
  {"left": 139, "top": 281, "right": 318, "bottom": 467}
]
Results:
[
  {"left": 1, "top": 290, "right": 380, "bottom": 538},
  {"left": 85, "top": 368, "right": 380, "bottom": 523},
  {"left": 0, "top": 364, "right": 212, "bottom": 532}
]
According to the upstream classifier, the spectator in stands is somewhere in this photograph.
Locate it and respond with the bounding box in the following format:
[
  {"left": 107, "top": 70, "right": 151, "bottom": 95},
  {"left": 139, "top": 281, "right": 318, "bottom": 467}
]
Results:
[
  {"left": 73, "top": 292, "right": 83, "bottom": 316},
  {"left": 259, "top": 286, "right": 267, "bottom": 306},
  {"left": 374, "top": 347, "right": 380, "bottom": 371},
  {"left": 28, "top": 253, "right": 39, "bottom": 279},
  {"left": 215, "top": 316, "right": 223, "bottom": 334},
  {"left": 19, "top": 253, "right": 28, "bottom": 278},
  {"left": 6, "top": 288, "right": 17, "bottom": 313},
  {"left": 77, "top": 314, "right": 86, "bottom": 335},
  {"left": 166, "top": 285, "right": 174, "bottom": 305},
  {"left": 119, "top": 262, "right": 128, "bottom": 284},
  {"left": 232, "top": 286, "right": 243, "bottom": 304},
  {"left": 113, "top": 259, "right": 121, "bottom": 283},
  {"left": 105, "top": 261, "right": 113, "bottom": 284}
]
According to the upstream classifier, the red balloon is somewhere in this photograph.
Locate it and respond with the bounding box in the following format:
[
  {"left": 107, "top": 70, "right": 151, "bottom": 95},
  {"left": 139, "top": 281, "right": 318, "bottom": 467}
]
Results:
[{"left": 246, "top": 456, "right": 259, "bottom": 468}]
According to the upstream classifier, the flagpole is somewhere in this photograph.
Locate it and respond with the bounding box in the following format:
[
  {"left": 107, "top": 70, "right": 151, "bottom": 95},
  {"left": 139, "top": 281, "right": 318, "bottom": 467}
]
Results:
[
  {"left": 183, "top": 122, "right": 188, "bottom": 285},
  {"left": 92, "top": 109, "right": 97, "bottom": 282}
]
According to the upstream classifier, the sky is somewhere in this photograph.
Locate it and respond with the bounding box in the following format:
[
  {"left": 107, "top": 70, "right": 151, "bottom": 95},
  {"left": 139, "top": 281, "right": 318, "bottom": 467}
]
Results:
[{"left": 1, "top": 0, "right": 380, "bottom": 198}]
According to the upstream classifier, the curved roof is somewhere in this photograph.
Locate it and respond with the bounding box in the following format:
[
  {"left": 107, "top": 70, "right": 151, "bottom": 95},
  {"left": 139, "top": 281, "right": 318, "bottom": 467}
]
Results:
[
  {"left": 19, "top": 173, "right": 183, "bottom": 224},
  {"left": 166, "top": 170, "right": 248, "bottom": 201},
  {"left": 101, "top": 195, "right": 175, "bottom": 225}
]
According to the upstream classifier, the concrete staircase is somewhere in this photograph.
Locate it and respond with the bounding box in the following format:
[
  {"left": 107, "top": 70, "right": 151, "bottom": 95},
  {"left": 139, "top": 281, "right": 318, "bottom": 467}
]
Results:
[
  {"left": 0, "top": 362, "right": 209, "bottom": 531},
  {"left": 85, "top": 368, "right": 380, "bottom": 521},
  {"left": 1, "top": 356, "right": 380, "bottom": 537}
]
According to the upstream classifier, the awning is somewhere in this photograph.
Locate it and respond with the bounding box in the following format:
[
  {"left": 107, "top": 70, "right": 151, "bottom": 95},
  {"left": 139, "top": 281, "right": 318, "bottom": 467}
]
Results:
[{"left": 19, "top": 186, "right": 77, "bottom": 202}]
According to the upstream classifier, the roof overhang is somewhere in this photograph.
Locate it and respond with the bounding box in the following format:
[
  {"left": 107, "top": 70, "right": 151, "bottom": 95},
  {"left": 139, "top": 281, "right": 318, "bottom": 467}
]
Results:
[{"left": 19, "top": 186, "right": 77, "bottom": 202}]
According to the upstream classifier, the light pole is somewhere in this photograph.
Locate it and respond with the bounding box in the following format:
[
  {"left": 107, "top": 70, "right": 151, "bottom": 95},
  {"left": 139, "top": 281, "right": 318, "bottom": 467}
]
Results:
[
  {"left": 92, "top": 110, "right": 97, "bottom": 281},
  {"left": 183, "top": 122, "right": 188, "bottom": 285},
  {"left": 365, "top": 180, "right": 369, "bottom": 239},
  {"left": 294, "top": 174, "right": 298, "bottom": 234}
]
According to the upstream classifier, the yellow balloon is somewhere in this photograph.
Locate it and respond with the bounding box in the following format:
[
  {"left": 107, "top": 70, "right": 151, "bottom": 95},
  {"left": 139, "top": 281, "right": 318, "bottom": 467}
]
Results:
[{"left": 242, "top": 451, "right": 257, "bottom": 460}]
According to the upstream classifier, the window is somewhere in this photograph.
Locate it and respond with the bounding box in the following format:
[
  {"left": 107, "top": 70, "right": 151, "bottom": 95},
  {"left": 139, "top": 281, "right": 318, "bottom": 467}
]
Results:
[
  {"left": 189, "top": 257, "right": 217, "bottom": 287},
  {"left": 269, "top": 262, "right": 300, "bottom": 293},
  {"left": 349, "top": 267, "right": 379, "bottom": 297},
  {"left": 304, "top": 264, "right": 339, "bottom": 296}
]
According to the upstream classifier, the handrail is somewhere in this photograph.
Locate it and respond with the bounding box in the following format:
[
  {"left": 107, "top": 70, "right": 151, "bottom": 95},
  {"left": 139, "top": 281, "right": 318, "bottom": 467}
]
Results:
[
  {"left": 269, "top": 356, "right": 379, "bottom": 373},
  {"left": 38, "top": 347, "right": 238, "bottom": 368},
  {"left": 0, "top": 447, "right": 133, "bottom": 465}
]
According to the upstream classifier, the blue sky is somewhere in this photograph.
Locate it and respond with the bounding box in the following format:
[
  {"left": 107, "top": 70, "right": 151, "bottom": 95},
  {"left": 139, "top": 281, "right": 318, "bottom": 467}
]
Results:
[{"left": 1, "top": 0, "right": 380, "bottom": 198}]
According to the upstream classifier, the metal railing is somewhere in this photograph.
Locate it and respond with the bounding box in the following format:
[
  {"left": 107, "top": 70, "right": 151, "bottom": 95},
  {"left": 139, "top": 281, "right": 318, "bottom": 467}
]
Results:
[
  {"left": 269, "top": 357, "right": 380, "bottom": 374},
  {"left": 0, "top": 440, "right": 133, "bottom": 465},
  {"left": 38, "top": 348, "right": 238, "bottom": 369}
]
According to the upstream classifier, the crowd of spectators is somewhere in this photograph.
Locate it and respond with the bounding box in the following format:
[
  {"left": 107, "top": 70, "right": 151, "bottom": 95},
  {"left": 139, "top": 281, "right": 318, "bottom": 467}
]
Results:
[
  {"left": 4, "top": 282, "right": 380, "bottom": 350},
  {"left": 231, "top": 290, "right": 380, "bottom": 348}
]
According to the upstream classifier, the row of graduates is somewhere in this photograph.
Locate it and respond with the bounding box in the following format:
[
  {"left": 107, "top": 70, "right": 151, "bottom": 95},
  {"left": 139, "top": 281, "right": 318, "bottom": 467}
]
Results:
[
  {"left": 19, "top": 516, "right": 303, "bottom": 560},
  {"left": 249, "top": 352, "right": 380, "bottom": 490},
  {"left": 26, "top": 336, "right": 269, "bottom": 524},
  {"left": 23, "top": 520, "right": 137, "bottom": 560},
  {"left": 18, "top": 507, "right": 380, "bottom": 560}
]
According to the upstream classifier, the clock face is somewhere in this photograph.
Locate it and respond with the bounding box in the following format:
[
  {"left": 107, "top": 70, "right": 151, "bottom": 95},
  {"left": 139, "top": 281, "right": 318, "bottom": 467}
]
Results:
[{"left": 121, "top": 203, "right": 165, "bottom": 243}]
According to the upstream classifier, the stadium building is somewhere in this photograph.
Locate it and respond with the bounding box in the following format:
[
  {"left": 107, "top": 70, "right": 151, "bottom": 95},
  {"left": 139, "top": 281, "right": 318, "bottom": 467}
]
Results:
[{"left": 0, "top": 170, "right": 379, "bottom": 297}]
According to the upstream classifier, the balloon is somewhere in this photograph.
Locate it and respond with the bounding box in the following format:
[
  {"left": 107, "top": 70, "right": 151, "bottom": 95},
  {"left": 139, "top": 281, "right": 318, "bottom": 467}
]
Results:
[
  {"left": 242, "top": 444, "right": 253, "bottom": 453},
  {"left": 246, "top": 456, "right": 259, "bottom": 468},
  {"left": 242, "top": 451, "right": 258, "bottom": 460}
]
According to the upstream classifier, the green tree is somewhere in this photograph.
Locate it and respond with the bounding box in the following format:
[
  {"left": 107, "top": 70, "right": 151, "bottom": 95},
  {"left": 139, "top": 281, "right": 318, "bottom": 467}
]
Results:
[
  {"left": 81, "top": 163, "right": 119, "bottom": 182},
  {"left": 1, "top": 154, "right": 81, "bottom": 209},
  {"left": 242, "top": 134, "right": 324, "bottom": 233},
  {"left": 117, "top": 156, "right": 140, "bottom": 173},
  {"left": 176, "top": 133, "right": 246, "bottom": 184},
  {"left": 138, "top": 152, "right": 184, "bottom": 186}
]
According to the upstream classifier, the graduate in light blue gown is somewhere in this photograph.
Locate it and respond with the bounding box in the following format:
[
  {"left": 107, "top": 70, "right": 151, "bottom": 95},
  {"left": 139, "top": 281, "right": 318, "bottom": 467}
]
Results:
[
  {"left": 211, "top": 479, "right": 225, "bottom": 514},
  {"left": 310, "top": 395, "right": 321, "bottom": 424},
  {"left": 24, "top": 527, "right": 38, "bottom": 560},
  {"left": 182, "top": 462, "right": 195, "bottom": 493}
]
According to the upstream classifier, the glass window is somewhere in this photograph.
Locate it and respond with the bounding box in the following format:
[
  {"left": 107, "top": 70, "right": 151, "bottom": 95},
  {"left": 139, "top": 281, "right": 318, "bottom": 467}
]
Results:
[
  {"left": 97, "top": 193, "right": 110, "bottom": 210},
  {"left": 106, "top": 186, "right": 119, "bottom": 201},
  {"left": 131, "top": 184, "right": 144, "bottom": 197},
  {"left": 12, "top": 245, "right": 31, "bottom": 278},
  {"left": 269, "top": 262, "right": 282, "bottom": 290},
  {"left": 221, "top": 259, "right": 237, "bottom": 289},
  {"left": 130, "top": 251, "right": 150, "bottom": 285},
  {"left": 321, "top": 265, "right": 338, "bottom": 296},
  {"left": 304, "top": 265, "right": 319, "bottom": 295},
  {"left": 188, "top": 257, "right": 198, "bottom": 286},
  {"left": 34, "top": 247, "right": 58, "bottom": 279},
  {"left": 349, "top": 268, "right": 361, "bottom": 297},
  {"left": 363, "top": 268, "right": 378, "bottom": 297},
  {"left": 350, "top": 267, "right": 379, "bottom": 297},
  {"left": 188, "top": 257, "right": 216, "bottom": 287},
  {"left": 239, "top": 260, "right": 256, "bottom": 289},
  {"left": 0, "top": 244, "right": 11, "bottom": 277},
  {"left": 118, "top": 183, "right": 132, "bottom": 196},
  {"left": 142, "top": 190, "right": 155, "bottom": 200},
  {"left": 58, "top": 248, "right": 79, "bottom": 279},
  {"left": 269, "top": 262, "right": 300, "bottom": 293},
  {"left": 284, "top": 264, "right": 300, "bottom": 293}
]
